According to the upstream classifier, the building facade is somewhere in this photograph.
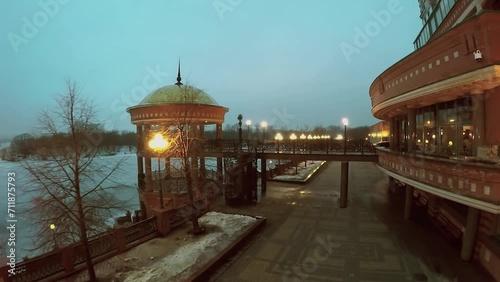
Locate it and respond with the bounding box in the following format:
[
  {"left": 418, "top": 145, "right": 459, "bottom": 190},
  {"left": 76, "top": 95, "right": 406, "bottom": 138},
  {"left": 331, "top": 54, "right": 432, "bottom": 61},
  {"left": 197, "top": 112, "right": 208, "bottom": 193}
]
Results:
[
  {"left": 369, "top": 0, "right": 500, "bottom": 279},
  {"left": 369, "top": 120, "right": 390, "bottom": 144}
]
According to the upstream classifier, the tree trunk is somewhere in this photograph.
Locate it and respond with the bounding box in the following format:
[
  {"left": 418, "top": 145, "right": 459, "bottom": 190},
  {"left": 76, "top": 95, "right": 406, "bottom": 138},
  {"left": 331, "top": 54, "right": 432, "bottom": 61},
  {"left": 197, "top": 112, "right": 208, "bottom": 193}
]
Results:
[
  {"left": 185, "top": 161, "right": 202, "bottom": 234},
  {"left": 76, "top": 188, "right": 97, "bottom": 281}
]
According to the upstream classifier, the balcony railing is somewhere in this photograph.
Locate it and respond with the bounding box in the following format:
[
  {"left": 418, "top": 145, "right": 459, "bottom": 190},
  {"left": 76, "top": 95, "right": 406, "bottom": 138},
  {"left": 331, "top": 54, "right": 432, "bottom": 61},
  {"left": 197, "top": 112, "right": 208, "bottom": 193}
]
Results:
[
  {"left": 413, "top": 0, "right": 459, "bottom": 49},
  {"left": 377, "top": 149, "right": 500, "bottom": 211}
]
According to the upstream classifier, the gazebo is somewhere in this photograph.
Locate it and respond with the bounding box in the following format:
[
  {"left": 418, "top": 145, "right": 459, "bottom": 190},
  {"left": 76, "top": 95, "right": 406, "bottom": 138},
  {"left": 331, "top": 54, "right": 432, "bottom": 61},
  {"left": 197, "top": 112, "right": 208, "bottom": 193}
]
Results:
[{"left": 126, "top": 63, "right": 228, "bottom": 218}]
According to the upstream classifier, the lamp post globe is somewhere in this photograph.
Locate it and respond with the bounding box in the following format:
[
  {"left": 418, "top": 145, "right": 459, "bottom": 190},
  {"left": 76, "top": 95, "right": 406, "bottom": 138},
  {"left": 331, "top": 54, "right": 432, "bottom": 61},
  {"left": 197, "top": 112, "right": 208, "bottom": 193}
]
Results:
[
  {"left": 50, "top": 224, "right": 57, "bottom": 249},
  {"left": 148, "top": 133, "right": 169, "bottom": 209}
]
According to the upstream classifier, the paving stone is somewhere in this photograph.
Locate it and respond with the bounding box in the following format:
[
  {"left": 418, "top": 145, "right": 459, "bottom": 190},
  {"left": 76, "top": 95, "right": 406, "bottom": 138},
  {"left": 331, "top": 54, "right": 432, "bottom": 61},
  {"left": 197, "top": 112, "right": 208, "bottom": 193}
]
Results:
[{"left": 208, "top": 162, "right": 493, "bottom": 282}]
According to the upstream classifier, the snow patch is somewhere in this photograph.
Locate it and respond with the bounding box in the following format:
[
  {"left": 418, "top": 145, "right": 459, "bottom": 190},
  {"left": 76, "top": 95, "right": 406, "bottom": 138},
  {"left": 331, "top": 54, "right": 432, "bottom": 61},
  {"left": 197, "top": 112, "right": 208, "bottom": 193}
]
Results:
[
  {"left": 123, "top": 212, "right": 257, "bottom": 281},
  {"left": 272, "top": 161, "right": 324, "bottom": 181}
]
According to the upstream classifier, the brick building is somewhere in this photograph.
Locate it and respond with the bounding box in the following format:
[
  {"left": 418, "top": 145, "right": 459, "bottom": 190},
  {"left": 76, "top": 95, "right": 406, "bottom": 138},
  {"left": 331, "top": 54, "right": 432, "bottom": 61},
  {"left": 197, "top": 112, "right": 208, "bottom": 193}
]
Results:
[{"left": 369, "top": 0, "right": 500, "bottom": 279}]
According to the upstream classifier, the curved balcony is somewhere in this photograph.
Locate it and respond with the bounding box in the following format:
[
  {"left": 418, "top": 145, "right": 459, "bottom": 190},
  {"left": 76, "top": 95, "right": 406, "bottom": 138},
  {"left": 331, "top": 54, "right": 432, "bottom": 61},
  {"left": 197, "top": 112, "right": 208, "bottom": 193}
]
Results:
[
  {"left": 369, "top": 11, "right": 500, "bottom": 120},
  {"left": 376, "top": 149, "right": 500, "bottom": 213}
]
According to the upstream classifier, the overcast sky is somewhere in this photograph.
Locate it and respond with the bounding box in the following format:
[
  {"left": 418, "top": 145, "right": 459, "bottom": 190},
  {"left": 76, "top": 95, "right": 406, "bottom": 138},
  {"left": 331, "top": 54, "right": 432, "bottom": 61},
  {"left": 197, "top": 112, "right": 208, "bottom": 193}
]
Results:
[{"left": 0, "top": 0, "right": 422, "bottom": 139}]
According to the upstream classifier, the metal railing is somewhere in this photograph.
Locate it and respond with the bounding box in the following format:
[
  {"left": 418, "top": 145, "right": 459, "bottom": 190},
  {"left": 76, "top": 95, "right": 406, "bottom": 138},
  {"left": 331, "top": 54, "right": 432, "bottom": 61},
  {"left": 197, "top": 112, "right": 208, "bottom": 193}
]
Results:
[
  {"left": 2, "top": 217, "right": 159, "bottom": 282},
  {"left": 202, "top": 139, "right": 377, "bottom": 155}
]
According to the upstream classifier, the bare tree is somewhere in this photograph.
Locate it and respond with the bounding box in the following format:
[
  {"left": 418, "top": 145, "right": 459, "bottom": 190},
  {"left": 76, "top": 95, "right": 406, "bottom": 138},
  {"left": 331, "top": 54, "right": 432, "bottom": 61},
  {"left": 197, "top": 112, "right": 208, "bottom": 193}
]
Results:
[
  {"left": 22, "top": 81, "right": 131, "bottom": 281},
  {"left": 10, "top": 133, "right": 35, "bottom": 159},
  {"left": 0, "top": 147, "right": 13, "bottom": 161},
  {"left": 162, "top": 83, "right": 207, "bottom": 235}
]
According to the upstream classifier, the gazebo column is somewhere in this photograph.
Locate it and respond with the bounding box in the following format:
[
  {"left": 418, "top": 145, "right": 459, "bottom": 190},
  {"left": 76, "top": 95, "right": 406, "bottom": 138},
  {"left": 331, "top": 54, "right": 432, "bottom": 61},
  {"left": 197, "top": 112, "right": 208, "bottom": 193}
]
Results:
[
  {"left": 191, "top": 124, "right": 200, "bottom": 190},
  {"left": 136, "top": 125, "right": 145, "bottom": 190},
  {"left": 165, "top": 157, "right": 171, "bottom": 178},
  {"left": 199, "top": 124, "right": 206, "bottom": 179},
  {"left": 216, "top": 123, "right": 223, "bottom": 183},
  {"left": 144, "top": 125, "right": 153, "bottom": 191}
]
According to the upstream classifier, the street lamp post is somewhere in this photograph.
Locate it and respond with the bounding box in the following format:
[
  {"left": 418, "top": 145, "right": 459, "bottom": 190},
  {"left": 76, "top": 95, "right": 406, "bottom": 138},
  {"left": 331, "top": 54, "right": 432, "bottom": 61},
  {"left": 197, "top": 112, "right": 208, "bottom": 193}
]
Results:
[
  {"left": 313, "top": 135, "right": 319, "bottom": 152},
  {"left": 148, "top": 133, "right": 168, "bottom": 209},
  {"left": 299, "top": 134, "right": 306, "bottom": 152},
  {"left": 340, "top": 118, "right": 349, "bottom": 208},
  {"left": 307, "top": 134, "right": 313, "bottom": 154},
  {"left": 50, "top": 223, "right": 57, "bottom": 250},
  {"left": 290, "top": 133, "right": 297, "bottom": 154},
  {"left": 246, "top": 120, "right": 251, "bottom": 143},
  {"left": 261, "top": 121, "right": 267, "bottom": 152},
  {"left": 275, "top": 133, "right": 283, "bottom": 153},
  {"left": 237, "top": 114, "right": 243, "bottom": 151},
  {"left": 342, "top": 118, "right": 349, "bottom": 155},
  {"left": 290, "top": 133, "right": 298, "bottom": 173},
  {"left": 325, "top": 135, "right": 331, "bottom": 154},
  {"left": 300, "top": 134, "right": 306, "bottom": 167},
  {"left": 275, "top": 133, "right": 283, "bottom": 166}
]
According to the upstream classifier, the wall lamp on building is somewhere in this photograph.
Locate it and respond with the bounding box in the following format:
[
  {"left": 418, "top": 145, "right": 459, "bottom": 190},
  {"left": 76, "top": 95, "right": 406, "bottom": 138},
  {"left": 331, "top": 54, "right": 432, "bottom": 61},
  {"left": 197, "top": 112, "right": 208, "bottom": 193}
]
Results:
[{"left": 473, "top": 50, "right": 482, "bottom": 62}]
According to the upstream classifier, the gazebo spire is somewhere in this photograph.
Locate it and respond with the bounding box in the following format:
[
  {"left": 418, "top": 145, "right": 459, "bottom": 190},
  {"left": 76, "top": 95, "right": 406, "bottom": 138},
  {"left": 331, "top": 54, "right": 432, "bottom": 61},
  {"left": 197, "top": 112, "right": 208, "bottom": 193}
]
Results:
[{"left": 175, "top": 59, "right": 183, "bottom": 86}]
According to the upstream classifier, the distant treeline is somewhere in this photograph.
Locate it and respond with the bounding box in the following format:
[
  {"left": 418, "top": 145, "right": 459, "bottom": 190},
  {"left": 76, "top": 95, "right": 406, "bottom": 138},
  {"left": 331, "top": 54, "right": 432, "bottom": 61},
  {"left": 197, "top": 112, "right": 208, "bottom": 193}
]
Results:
[
  {"left": 0, "top": 130, "right": 137, "bottom": 161},
  {"left": 1, "top": 124, "right": 371, "bottom": 161}
]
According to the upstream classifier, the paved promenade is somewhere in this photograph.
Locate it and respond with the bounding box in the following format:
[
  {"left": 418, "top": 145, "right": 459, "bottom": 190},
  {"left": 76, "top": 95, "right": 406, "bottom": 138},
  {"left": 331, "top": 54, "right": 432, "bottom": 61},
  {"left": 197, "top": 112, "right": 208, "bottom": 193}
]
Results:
[{"left": 208, "top": 162, "right": 494, "bottom": 282}]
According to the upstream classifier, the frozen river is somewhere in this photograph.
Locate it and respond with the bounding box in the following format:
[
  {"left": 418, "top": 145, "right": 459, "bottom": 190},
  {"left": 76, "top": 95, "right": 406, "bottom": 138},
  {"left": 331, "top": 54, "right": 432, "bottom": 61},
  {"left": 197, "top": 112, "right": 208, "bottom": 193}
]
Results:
[
  {"left": 0, "top": 152, "right": 271, "bottom": 260},
  {"left": 0, "top": 153, "right": 143, "bottom": 260}
]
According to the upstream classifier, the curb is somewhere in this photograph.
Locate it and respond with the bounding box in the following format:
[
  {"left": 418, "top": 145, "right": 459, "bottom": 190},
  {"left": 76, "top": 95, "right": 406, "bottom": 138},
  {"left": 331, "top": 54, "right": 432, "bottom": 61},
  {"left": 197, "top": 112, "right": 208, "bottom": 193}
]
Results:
[
  {"left": 269, "top": 161, "right": 327, "bottom": 184},
  {"left": 187, "top": 216, "right": 267, "bottom": 281}
]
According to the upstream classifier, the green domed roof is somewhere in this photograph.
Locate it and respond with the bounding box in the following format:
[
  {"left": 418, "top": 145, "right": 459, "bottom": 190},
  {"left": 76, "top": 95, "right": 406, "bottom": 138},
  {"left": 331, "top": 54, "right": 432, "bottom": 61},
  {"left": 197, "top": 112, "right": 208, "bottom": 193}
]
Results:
[{"left": 139, "top": 85, "right": 219, "bottom": 106}]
